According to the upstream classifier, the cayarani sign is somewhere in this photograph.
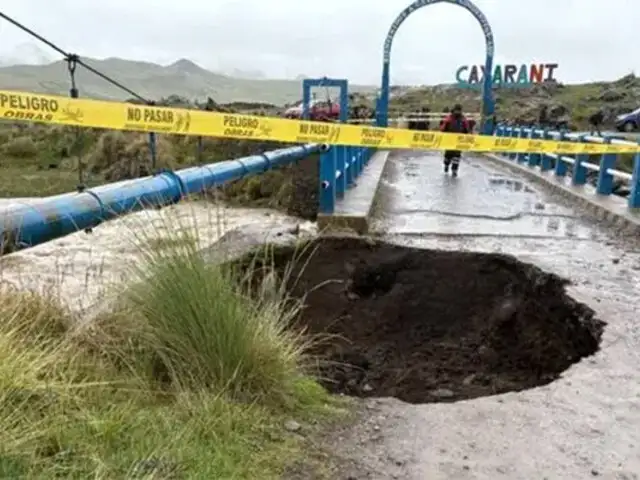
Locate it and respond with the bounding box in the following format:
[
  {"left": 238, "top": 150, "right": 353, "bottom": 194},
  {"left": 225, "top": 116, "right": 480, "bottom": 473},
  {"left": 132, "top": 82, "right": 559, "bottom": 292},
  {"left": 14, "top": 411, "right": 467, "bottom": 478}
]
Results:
[{"left": 455, "top": 63, "right": 559, "bottom": 88}]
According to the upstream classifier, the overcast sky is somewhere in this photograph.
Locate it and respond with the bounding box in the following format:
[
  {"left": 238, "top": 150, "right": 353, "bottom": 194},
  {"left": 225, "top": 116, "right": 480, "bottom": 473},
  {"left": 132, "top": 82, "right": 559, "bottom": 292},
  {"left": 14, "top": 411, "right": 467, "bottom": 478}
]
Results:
[{"left": 0, "top": 0, "right": 637, "bottom": 85}]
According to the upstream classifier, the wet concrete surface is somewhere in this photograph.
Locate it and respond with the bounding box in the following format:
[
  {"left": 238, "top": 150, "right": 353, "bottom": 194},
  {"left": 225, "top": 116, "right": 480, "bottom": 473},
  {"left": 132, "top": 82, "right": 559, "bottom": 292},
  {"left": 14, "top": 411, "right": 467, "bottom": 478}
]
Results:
[
  {"left": 483, "top": 153, "right": 640, "bottom": 235},
  {"left": 372, "top": 150, "right": 594, "bottom": 241},
  {"left": 328, "top": 150, "right": 640, "bottom": 479}
]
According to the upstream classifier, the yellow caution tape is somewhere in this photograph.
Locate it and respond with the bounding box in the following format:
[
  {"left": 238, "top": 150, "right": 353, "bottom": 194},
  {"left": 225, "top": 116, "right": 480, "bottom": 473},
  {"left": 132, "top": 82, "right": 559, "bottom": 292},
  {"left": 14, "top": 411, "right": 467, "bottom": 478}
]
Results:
[{"left": 1, "top": 89, "right": 638, "bottom": 155}]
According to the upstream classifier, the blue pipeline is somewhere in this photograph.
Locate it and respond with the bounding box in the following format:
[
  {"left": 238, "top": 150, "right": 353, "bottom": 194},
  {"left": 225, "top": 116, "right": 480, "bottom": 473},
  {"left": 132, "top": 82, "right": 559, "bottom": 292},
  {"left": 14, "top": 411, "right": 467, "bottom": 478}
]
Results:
[{"left": 0, "top": 143, "right": 329, "bottom": 253}]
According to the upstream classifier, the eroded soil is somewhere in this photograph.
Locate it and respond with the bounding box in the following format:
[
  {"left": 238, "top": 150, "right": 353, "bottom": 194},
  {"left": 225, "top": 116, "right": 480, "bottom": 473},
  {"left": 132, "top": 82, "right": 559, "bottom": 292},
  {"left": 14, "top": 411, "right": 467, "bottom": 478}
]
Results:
[{"left": 261, "top": 236, "right": 605, "bottom": 403}]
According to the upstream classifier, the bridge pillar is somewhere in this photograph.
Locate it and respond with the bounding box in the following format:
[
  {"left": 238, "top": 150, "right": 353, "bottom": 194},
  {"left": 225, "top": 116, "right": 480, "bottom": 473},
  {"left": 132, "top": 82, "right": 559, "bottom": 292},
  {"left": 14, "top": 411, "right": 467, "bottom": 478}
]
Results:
[
  {"left": 596, "top": 137, "right": 616, "bottom": 195},
  {"left": 303, "top": 77, "right": 349, "bottom": 215}
]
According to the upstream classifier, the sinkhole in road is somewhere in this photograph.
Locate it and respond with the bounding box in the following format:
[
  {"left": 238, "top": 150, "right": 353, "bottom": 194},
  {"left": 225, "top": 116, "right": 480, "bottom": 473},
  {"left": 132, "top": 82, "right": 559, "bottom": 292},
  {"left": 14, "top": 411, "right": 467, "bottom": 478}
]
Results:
[{"left": 248, "top": 237, "right": 606, "bottom": 404}]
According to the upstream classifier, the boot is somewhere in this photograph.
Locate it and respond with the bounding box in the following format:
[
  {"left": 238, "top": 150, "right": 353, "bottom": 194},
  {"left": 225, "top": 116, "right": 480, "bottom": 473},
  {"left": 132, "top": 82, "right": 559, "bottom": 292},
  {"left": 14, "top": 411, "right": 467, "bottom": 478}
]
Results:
[
  {"left": 451, "top": 158, "right": 460, "bottom": 177},
  {"left": 443, "top": 158, "right": 450, "bottom": 173}
]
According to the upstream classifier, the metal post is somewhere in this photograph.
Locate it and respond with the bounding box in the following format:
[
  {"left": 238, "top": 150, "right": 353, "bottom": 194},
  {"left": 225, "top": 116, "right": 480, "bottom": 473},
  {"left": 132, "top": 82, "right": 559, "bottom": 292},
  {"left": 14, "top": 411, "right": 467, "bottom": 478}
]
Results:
[
  {"left": 628, "top": 141, "right": 640, "bottom": 208},
  {"left": 338, "top": 83, "right": 351, "bottom": 191},
  {"left": 303, "top": 77, "right": 349, "bottom": 214},
  {"left": 510, "top": 127, "right": 518, "bottom": 160},
  {"left": 540, "top": 129, "right": 554, "bottom": 171},
  {"left": 302, "top": 80, "right": 312, "bottom": 120},
  {"left": 335, "top": 79, "right": 348, "bottom": 196},
  {"left": 528, "top": 129, "right": 541, "bottom": 167},
  {"left": 555, "top": 131, "right": 568, "bottom": 177},
  {"left": 572, "top": 135, "right": 588, "bottom": 186},
  {"left": 516, "top": 127, "right": 527, "bottom": 163},
  {"left": 146, "top": 101, "right": 158, "bottom": 171},
  {"left": 596, "top": 136, "right": 616, "bottom": 195},
  {"left": 319, "top": 148, "right": 336, "bottom": 214}
]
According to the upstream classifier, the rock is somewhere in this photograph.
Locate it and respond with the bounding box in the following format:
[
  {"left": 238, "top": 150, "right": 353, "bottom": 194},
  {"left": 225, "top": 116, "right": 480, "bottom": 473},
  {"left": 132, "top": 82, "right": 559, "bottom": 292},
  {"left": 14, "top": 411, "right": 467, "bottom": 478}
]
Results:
[
  {"left": 598, "top": 89, "right": 625, "bottom": 102},
  {"left": 549, "top": 104, "right": 568, "bottom": 118},
  {"left": 477, "top": 345, "right": 495, "bottom": 360},
  {"left": 429, "top": 388, "right": 455, "bottom": 398},
  {"left": 463, "top": 374, "right": 477, "bottom": 385},
  {"left": 287, "top": 224, "right": 300, "bottom": 236},
  {"left": 614, "top": 73, "right": 637, "bottom": 87},
  {"left": 284, "top": 419, "right": 301, "bottom": 432}
]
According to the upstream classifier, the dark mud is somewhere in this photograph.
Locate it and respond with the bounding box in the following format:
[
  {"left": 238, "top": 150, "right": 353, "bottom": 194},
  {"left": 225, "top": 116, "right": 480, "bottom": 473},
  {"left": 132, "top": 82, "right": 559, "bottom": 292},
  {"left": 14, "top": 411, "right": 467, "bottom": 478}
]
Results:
[{"left": 259, "top": 237, "right": 606, "bottom": 404}]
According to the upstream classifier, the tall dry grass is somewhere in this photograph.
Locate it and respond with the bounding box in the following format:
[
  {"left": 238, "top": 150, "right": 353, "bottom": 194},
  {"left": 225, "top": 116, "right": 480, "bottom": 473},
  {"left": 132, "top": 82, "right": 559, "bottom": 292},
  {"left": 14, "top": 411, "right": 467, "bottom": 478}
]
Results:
[{"left": 0, "top": 209, "right": 339, "bottom": 478}]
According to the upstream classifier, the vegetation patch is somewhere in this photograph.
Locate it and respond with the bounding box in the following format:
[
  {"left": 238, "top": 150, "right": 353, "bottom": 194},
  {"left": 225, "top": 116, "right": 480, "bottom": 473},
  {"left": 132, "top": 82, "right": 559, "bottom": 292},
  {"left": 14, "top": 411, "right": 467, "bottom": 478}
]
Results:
[{"left": 0, "top": 226, "right": 345, "bottom": 478}]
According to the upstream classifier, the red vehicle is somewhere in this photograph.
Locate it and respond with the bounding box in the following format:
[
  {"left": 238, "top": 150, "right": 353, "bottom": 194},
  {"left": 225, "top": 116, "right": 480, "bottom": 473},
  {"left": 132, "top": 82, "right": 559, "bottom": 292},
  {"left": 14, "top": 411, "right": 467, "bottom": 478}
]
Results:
[{"left": 283, "top": 99, "right": 340, "bottom": 121}]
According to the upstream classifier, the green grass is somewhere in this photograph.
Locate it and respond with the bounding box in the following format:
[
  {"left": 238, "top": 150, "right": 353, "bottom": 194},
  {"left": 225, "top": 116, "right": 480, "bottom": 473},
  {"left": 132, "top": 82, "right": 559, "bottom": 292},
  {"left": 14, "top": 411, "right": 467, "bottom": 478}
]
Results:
[
  {"left": 0, "top": 123, "right": 310, "bottom": 202},
  {"left": 0, "top": 219, "right": 345, "bottom": 478},
  {"left": 388, "top": 77, "right": 636, "bottom": 130},
  {"left": 0, "top": 166, "right": 105, "bottom": 197}
]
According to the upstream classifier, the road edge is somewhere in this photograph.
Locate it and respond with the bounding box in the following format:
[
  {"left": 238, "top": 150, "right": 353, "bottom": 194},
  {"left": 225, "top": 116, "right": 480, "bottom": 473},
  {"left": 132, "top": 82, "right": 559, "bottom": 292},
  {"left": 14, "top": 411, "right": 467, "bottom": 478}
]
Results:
[{"left": 483, "top": 153, "right": 640, "bottom": 235}]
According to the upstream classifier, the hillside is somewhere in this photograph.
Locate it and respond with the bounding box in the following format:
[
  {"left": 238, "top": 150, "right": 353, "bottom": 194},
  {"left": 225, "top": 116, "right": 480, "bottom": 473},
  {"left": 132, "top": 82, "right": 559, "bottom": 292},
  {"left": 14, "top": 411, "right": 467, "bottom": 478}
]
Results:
[
  {"left": 0, "top": 57, "right": 377, "bottom": 105},
  {"left": 388, "top": 75, "right": 640, "bottom": 129}
]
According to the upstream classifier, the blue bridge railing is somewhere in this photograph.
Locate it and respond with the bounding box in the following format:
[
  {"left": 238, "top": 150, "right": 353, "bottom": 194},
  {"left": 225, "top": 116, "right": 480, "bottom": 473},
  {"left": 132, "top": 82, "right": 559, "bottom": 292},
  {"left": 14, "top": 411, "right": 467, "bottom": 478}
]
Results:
[
  {"left": 0, "top": 74, "right": 376, "bottom": 255},
  {"left": 318, "top": 146, "right": 373, "bottom": 214},
  {"left": 0, "top": 142, "right": 377, "bottom": 254},
  {"left": 494, "top": 125, "right": 640, "bottom": 209}
]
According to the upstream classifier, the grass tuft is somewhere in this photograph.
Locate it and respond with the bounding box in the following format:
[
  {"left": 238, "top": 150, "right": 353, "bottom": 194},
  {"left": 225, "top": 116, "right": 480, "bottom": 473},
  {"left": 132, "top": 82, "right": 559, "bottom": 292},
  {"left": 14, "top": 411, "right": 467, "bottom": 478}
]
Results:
[{"left": 0, "top": 210, "right": 343, "bottom": 478}]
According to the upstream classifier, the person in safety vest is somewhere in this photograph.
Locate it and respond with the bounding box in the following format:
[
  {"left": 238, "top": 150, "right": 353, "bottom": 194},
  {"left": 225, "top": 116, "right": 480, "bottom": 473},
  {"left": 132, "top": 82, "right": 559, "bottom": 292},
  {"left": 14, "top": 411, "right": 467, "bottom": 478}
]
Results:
[{"left": 440, "top": 104, "right": 469, "bottom": 177}]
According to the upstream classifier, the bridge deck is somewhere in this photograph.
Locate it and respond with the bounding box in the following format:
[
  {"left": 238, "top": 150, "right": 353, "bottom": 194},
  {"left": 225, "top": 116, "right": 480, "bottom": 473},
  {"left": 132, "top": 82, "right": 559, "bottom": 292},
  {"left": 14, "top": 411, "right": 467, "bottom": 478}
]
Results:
[
  {"left": 373, "top": 150, "right": 593, "bottom": 240},
  {"left": 338, "top": 149, "right": 640, "bottom": 479}
]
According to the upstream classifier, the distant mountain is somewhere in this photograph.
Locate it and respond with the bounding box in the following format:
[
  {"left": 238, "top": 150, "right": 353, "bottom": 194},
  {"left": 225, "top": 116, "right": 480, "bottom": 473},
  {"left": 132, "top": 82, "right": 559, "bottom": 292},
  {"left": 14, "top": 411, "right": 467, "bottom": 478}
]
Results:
[
  {"left": 227, "top": 68, "right": 267, "bottom": 80},
  {"left": 0, "top": 55, "right": 376, "bottom": 105},
  {"left": 0, "top": 43, "right": 54, "bottom": 67}
]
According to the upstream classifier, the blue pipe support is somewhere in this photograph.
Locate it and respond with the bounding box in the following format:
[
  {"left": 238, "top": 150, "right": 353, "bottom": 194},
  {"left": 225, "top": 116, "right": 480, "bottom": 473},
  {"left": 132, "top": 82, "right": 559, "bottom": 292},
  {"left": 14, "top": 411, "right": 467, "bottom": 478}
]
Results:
[
  {"left": 511, "top": 128, "right": 520, "bottom": 160},
  {"left": 630, "top": 141, "right": 640, "bottom": 208},
  {"left": 555, "top": 131, "right": 569, "bottom": 177},
  {"left": 596, "top": 137, "right": 616, "bottom": 195},
  {"left": 502, "top": 127, "right": 510, "bottom": 155},
  {"left": 356, "top": 148, "right": 363, "bottom": 175},
  {"left": 336, "top": 147, "right": 346, "bottom": 197},
  {"left": 540, "top": 129, "right": 554, "bottom": 171},
  {"left": 345, "top": 147, "right": 355, "bottom": 186},
  {"left": 516, "top": 128, "right": 527, "bottom": 163},
  {"left": 319, "top": 148, "right": 337, "bottom": 214},
  {"left": 528, "top": 129, "right": 541, "bottom": 167},
  {"left": 0, "top": 144, "right": 326, "bottom": 253},
  {"left": 572, "top": 135, "right": 589, "bottom": 186},
  {"left": 302, "top": 77, "right": 350, "bottom": 215},
  {"left": 503, "top": 127, "right": 511, "bottom": 157}
]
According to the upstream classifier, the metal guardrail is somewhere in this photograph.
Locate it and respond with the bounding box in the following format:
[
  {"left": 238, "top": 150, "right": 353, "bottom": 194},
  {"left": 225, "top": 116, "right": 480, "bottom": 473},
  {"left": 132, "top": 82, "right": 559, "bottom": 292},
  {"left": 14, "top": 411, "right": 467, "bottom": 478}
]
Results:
[
  {"left": 319, "top": 146, "right": 373, "bottom": 214},
  {"left": 348, "top": 112, "right": 482, "bottom": 124},
  {"left": 0, "top": 144, "right": 344, "bottom": 254},
  {"left": 494, "top": 124, "right": 640, "bottom": 208}
]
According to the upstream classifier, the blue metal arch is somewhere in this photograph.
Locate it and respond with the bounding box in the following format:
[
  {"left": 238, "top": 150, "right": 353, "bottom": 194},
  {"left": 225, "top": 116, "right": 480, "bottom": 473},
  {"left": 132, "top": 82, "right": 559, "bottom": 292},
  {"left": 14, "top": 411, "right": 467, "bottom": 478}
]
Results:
[{"left": 376, "top": 0, "right": 496, "bottom": 134}]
